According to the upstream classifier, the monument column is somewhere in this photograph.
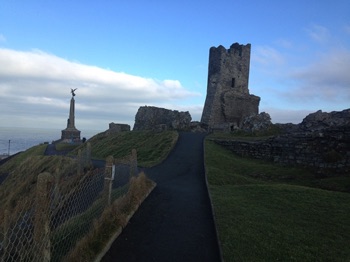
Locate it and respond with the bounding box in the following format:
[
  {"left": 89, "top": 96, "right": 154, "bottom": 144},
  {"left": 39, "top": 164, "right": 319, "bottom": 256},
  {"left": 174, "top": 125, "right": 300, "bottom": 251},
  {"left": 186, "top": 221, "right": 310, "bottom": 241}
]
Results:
[
  {"left": 68, "top": 96, "right": 76, "bottom": 128},
  {"left": 61, "top": 89, "right": 81, "bottom": 142}
]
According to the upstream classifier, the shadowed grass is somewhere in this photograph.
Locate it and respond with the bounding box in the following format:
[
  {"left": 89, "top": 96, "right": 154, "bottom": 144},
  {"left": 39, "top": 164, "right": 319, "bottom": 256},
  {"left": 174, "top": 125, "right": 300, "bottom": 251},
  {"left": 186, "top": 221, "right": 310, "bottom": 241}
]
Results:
[
  {"left": 205, "top": 140, "right": 350, "bottom": 261},
  {"left": 0, "top": 155, "right": 78, "bottom": 227},
  {"left": 63, "top": 172, "right": 156, "bottom": 262}
]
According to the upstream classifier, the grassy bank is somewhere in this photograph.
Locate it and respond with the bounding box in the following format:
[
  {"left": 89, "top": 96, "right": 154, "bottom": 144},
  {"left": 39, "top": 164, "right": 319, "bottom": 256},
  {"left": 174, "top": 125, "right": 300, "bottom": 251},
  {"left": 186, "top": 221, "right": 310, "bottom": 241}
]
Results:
[
  {"left": 73, "top": 130, "right": 178, "bottom": 167},
  {"left": 205, "top": 140, "right": 350, "bottom": 261},
  {"left": 0, "top": 144, "right": 47, "bottom": 174}
]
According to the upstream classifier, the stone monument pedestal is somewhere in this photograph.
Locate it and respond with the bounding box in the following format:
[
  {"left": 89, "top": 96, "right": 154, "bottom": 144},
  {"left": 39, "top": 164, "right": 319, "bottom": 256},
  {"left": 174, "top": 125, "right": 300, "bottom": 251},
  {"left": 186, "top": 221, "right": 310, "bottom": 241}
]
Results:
[{"left": 61, "top": 128, "right": 81, "bottom": 142}]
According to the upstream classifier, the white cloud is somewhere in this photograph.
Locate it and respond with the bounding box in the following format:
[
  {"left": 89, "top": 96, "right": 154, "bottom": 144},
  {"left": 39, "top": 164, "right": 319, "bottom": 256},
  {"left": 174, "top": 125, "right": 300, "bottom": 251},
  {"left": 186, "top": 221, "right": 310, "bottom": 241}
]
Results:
[
  {"left": 275, "top": 39, "right": 293, "bottom": 49},
  {"left": 287, "top": 48, "right": 350, "bottom": 102},
  {"left": 0, "top": 48, "right": 200, "bottom": 130},
  {"left": 305, "top": 24, "right": 331, "bottom": 43},
  {"left": 261, "top": 107, "right": 314, "bottom": 124},
  {"left": 252, "top": 46, "right": 285, "bottom": 66}
]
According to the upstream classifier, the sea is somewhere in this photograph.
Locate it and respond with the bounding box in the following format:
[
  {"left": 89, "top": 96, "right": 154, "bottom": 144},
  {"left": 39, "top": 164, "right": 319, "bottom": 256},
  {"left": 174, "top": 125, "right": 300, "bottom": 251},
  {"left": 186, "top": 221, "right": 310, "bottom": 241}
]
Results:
[{"left": 0, "top": 126, "right": 102, "bottom": 157}]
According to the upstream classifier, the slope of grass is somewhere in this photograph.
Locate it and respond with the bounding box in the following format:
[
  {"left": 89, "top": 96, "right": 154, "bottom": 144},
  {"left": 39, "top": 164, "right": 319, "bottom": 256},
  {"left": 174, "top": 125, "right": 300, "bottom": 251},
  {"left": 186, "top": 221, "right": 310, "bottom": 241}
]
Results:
[
  {"left": 0, "top": 155, "right": 77, "bottom": 209},
  {"left": 205, "top": 140, "right": 350, "bottom": 261},
  {"left": 55, "top": 143, "right": 80, "bottom": 152},
  {"left": 0, "top": 144, "right": 48, "bottom": 174},
  {"left": 73, "top": 131, "right": 178, "bottom": 167}
]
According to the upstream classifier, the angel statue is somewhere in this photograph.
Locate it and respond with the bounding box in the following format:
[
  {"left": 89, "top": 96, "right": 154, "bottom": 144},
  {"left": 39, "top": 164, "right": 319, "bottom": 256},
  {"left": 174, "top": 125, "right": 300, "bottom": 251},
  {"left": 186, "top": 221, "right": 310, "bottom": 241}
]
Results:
[{"left": 71, "top": 88, "right": 77, "bottom": 97}]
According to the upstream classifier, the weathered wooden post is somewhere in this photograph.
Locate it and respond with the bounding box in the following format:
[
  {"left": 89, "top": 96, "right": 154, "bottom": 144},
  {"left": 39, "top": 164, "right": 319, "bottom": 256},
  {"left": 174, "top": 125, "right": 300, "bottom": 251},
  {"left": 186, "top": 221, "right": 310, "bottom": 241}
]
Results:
[
  {"left": 77, "top": 149, "right": 82, "bottom": 175},
  {"left": 85, "top": 142, "right": 91, "bottom": 168},
  {"left": 130, "top": 149, "right": 138, "bottom": 177},
  {"left": 34, "top": 172, "right": 54, "bottom": 262},
  {"left": 52, "top": 168, "right": 61, "bottom": 208},
  {"left": 104, "top": 156, "right": 114, "bottom": 206}
]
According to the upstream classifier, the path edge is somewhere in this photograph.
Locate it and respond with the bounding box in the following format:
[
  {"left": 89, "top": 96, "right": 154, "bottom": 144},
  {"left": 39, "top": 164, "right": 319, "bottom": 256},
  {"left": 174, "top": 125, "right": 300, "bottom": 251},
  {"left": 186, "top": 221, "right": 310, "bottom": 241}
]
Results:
[
  {"left": 202, "top": 136, "right": 225, "bottom": 262},
  {"left": 94, "top": 181, "right": 157, "bottom": 262}
]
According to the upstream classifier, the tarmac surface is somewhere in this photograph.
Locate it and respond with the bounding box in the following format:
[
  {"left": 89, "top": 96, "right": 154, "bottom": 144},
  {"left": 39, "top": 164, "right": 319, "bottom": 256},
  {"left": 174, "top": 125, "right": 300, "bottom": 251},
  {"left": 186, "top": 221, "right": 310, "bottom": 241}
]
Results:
[{"left": 101, "top": 132, "right": 221, "bottom": 262}]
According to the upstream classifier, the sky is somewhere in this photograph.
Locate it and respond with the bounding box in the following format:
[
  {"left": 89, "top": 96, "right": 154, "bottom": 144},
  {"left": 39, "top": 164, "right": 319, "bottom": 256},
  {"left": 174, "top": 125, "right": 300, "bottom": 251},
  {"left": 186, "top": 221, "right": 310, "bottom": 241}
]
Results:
[{"left": 0, "top": 0, "right": 349, "bottom": 132}]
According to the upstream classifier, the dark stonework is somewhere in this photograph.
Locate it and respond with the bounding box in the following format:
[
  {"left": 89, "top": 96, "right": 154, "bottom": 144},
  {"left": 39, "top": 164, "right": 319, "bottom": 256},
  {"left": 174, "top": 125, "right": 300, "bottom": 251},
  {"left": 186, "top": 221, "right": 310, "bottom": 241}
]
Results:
[
  {"left": 201, "top": 43, "right": 260, "bottom": 129},
  {"left": 240, "top": 112, "right": 272, "bottom": 132},
  {"left": 133, "top": 106, "right": 191, "bottom": 131},
  {"left": 299, "top": 109, "right": 350, "bottom": 131},
  {"left": 213, "top": 125, "right": 350, "bottom": 176},
  {"left": 212, "top": 109, "right": 350, "bottom": 175}
]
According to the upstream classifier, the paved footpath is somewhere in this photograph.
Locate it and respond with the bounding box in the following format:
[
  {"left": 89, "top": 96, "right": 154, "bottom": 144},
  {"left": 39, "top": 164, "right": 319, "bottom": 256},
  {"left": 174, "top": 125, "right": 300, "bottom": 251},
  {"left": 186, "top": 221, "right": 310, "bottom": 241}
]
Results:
[{"left": 102, "top": 132, "right": 221, "bottom": 262}]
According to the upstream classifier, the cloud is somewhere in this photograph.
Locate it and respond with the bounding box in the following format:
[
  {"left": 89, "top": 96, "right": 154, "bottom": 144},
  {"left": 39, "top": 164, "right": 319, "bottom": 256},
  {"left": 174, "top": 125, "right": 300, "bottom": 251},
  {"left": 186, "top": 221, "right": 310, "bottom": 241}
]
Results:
[
  {"left": 0, "top": 48, "right": 200, "bottom": 130},
  {"left": 274, "top": 39, "right": 293, "bottom": 49},
  {"left": 252, "top": 46, "right": 285, "bottom": 66},
  {"left": 287, "top": 48, "right": 350, "bottom": 103},
  {"left": 305, "top": 24, "right": 330, "bottom": 43},
  {"left": 261, "top": 107, "right": 314, "bottom": 124}
]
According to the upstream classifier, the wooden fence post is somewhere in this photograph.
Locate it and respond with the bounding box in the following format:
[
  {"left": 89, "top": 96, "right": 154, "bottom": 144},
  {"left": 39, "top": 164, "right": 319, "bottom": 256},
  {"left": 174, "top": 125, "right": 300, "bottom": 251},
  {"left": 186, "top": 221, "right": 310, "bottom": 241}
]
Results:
[
  {"left": 77, "top": 149, "right": 82, "bottom": 175},
  {"left": 130, "top": 149, "right": 138, "bottom": 177},
  {"left": 86, "top": 142, "right": 91, "bottom": 168},
  {"left": 104, "top": 156, "right": 114, "bottom": 206},
  {"left": 34, "top": 172, "right": 54, "bottom": 262}
]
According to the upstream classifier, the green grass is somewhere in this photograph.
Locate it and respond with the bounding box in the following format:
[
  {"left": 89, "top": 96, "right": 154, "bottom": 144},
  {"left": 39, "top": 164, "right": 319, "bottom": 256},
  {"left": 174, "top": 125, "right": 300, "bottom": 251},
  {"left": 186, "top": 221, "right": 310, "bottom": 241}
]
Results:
[
  {"left": 0, "top": 144, "right": 47, "bottom": 174},
  {"left": 205, "top": 140, "right": 350, "bottom": 261},
  {"left": 55, "top": 143, "right": 80, "bottom": 152},
  {"left": 0, "top": 155, "right": 77, "bottom": 219},
  {"left": 73, "top": 130, "right": 178, "bottom": 167}
]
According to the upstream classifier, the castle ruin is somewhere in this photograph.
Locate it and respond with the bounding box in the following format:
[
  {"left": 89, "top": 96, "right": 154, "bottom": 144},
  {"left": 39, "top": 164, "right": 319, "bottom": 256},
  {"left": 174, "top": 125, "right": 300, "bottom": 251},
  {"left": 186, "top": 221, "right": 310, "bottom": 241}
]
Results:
[{"left": 201, "top": 43, "right": 260, "bottom": 130}]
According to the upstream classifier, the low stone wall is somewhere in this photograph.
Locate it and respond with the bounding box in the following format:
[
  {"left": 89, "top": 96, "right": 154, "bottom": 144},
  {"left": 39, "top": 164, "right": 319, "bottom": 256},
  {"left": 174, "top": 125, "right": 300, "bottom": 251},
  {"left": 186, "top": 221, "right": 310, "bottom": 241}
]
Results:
[{"left": 213, "top": 126, "right": 350, "bottom": 175}]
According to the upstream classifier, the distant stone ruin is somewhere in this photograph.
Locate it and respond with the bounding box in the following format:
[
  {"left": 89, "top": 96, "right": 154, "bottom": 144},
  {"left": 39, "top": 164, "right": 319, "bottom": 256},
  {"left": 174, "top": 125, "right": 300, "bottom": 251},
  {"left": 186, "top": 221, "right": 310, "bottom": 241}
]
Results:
[
  {"left": 201, "top": 43, "right": 260, "bottom": 131},
  {"left": 133, "top": 106, "right": 192, "bottom": 131},
  {"left": 108, "top": 123, "right": 131, "bottom": 134}
]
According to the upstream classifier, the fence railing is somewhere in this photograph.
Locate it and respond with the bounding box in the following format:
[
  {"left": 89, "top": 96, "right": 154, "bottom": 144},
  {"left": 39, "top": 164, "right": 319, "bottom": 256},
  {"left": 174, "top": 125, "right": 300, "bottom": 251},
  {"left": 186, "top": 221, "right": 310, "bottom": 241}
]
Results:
[{"left": 0, "top": 144, "right": 138, "bottom": 262}]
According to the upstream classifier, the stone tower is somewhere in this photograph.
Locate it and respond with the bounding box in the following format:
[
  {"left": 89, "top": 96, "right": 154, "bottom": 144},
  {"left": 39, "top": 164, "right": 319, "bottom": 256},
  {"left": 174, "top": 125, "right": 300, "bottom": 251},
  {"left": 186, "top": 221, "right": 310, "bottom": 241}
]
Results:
[
  {"left": 201, "top": 43, "right": 260, "bottom": 129},
  {"left": 61, "top": 90, "right": 81, "bottom": 142}
]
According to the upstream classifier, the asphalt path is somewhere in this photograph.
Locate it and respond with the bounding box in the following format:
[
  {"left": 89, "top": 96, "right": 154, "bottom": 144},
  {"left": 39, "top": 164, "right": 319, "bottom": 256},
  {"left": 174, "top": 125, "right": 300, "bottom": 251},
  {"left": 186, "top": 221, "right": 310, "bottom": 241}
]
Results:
[{"left": 101, "top": 132, "right": 221, "bottom": 262}]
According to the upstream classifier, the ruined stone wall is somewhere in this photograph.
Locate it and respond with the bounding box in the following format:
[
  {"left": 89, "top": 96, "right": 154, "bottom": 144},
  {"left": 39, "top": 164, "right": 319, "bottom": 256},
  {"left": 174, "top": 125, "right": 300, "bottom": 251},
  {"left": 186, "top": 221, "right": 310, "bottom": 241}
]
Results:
[
  {"left": 133, "top": 106, "right": 192, "bottom": 131},
  {"left": 108, "top": 122, "right": 131, "bottom": 133},
  {"left": 213, "top": 126, "right": 350, "bottom": 175},
  {"left": 201, "top": 43, "right": 260, "bottom": 128}
]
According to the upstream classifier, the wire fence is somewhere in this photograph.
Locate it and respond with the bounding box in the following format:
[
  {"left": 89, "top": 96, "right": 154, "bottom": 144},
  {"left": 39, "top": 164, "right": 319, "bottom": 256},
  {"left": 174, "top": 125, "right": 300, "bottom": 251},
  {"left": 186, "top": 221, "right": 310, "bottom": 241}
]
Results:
[{"left": 0, "top": 145, "right": 138, "bottom": 262}]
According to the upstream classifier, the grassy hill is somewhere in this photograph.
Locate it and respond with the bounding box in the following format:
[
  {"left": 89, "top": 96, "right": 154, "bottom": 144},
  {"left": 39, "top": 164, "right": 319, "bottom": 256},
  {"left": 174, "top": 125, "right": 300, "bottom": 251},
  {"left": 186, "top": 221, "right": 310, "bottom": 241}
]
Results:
[
  {"left": 0, "top": 130, "right": 178, "bottom": 211},
  {"left": 205, "top": 139, "right": 350, "bottom": 261},
  {"left": 1, "top": 130, "right": 349, "bottom": 261},
  {"left": 72, "top": 130, "right": 178, "bottom": 167}
]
